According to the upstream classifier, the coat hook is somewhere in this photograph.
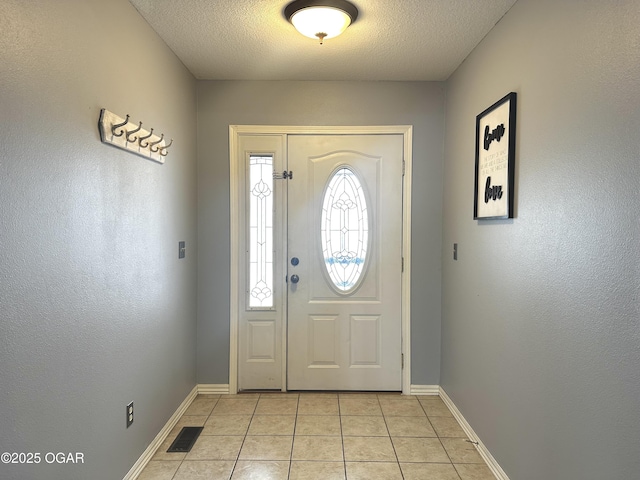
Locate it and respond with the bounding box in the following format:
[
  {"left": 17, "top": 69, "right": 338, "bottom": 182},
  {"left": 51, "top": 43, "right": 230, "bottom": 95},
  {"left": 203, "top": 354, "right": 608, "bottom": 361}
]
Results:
[
  {"left": 126, "top": 121, "right": 143, "bottom": 143},
  {"left": 149, "top": 134, "right": 164, "bottom": 153},
  {"left": 159, "top": 139, "right": 173, "bottom": 157},
  {"left": 112, "top": 114, "right": 129, "bottom": 137},
  {"left": 138, "top": 128, "right": 154, "bottom": 148}
]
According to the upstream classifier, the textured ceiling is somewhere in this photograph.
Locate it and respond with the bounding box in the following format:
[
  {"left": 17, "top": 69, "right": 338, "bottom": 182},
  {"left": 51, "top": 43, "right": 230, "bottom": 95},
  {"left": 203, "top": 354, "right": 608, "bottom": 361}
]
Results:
[{"left": 129, "top": 0, "right": 517, "bottom": 81}]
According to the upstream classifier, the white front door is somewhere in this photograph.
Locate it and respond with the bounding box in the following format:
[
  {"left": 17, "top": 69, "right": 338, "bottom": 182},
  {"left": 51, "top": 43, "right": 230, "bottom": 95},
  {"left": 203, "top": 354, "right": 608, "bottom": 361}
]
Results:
[
  {"left": 232, "top": 127, "right": 409, "bottom": 393},
  {"left": 286, "top": 134, "right": 404, "bottom": 391}
]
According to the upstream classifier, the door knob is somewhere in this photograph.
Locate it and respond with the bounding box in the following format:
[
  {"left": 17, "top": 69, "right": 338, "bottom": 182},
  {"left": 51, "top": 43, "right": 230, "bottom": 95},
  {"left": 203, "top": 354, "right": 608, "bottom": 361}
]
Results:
[
  {"left": 290, "top": 274, "right": 300, "bottom": 284},
  {"left": 291, "top": 257, "right": 299, "bottom": 266}
]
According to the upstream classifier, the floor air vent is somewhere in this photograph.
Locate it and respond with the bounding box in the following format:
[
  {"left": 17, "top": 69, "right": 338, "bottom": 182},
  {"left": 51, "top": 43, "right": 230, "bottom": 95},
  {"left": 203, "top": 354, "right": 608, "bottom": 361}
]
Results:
[{"left": 166, "top": 426, "right": 203, "bottom": 453}]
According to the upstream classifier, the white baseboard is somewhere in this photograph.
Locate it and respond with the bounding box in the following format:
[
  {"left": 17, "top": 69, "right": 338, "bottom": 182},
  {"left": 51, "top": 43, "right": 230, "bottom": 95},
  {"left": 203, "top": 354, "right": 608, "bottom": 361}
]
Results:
[
  {"left": 198, "top": 384, "right": 231, "bottom": 395},
  {"left": 439, "top": 387, "right": 510, "bottom": 480},
  {"left": 124, "top": 384, "right": 232, "bottom": 479},
  {"left": 409, "top": 384, "right": 440, "bottom": 395},
  {"left": 123, "top": 385, "right": 198, "bottom": 480}
]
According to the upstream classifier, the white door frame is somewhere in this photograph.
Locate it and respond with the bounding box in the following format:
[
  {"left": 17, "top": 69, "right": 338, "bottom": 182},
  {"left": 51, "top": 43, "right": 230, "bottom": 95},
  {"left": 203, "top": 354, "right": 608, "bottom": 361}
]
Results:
[{"left": 229, "top": 125, "right": 413, "bottom": 394}]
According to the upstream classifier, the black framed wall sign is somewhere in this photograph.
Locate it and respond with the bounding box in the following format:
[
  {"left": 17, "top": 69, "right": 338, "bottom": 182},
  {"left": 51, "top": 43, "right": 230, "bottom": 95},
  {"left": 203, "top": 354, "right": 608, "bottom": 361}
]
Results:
[{"left": 474, "top": 92, "right": 517, "bottom": 219}]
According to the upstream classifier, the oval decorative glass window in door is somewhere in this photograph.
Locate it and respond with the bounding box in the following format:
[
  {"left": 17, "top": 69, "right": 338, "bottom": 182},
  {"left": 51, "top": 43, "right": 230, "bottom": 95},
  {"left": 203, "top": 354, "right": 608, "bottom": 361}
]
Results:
[{"left": 321, "top": 167, "right": 369, "bottom": 292}]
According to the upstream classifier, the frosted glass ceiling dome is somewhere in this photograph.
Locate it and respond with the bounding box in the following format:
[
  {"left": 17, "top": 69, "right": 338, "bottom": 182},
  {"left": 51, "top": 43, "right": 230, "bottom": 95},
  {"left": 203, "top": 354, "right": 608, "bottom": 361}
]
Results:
[{"left": 285, "top": 0, "right": 359, "bottom": 44}]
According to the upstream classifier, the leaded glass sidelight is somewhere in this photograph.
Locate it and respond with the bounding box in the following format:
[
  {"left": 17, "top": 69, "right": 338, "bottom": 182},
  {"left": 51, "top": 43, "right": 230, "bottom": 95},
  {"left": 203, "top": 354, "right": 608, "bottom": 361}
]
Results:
[
  {"left": 248, "top": 155, "right": 274, "bottom": 308},
  {"left": 321, "top": 167, "right": 369, "bottom": 292}
]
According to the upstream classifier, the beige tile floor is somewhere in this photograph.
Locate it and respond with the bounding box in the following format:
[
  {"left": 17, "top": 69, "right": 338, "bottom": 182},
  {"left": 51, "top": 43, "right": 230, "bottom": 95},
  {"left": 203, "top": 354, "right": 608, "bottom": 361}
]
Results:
[{"left": 138, "top": 393, "right": 496, "bottom": 480}]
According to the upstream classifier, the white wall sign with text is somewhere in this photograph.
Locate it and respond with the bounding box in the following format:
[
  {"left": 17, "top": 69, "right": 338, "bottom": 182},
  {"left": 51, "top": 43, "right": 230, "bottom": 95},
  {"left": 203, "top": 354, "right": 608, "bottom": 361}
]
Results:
[{"left": 474, "top": 92, "right": 517, "bottom": 219}]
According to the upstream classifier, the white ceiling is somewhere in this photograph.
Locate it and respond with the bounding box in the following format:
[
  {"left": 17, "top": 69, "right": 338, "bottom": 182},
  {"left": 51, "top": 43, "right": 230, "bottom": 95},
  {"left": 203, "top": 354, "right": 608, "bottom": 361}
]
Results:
[{"left": 130, "top": 0, "right": 517, "bottom": 81}]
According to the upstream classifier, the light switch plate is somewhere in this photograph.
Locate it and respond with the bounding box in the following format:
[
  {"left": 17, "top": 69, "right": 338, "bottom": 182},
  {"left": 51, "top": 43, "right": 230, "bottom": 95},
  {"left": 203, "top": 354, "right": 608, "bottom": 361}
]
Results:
[{"left": 126, "top": 401, "right": 134, "bottom": 428}]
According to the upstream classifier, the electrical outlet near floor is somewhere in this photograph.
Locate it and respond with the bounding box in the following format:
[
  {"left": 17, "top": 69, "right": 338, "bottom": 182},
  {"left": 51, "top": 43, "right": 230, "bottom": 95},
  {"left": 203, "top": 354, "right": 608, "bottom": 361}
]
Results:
[{"left": 126, "top": 401, "right": 134, "bottom": 428}]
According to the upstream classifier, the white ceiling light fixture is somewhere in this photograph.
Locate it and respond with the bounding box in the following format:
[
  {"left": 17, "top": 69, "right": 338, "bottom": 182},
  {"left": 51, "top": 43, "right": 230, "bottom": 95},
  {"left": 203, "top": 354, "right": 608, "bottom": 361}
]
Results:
[{"left": 285, "top": 0, "right": 359, "bottom": 45}]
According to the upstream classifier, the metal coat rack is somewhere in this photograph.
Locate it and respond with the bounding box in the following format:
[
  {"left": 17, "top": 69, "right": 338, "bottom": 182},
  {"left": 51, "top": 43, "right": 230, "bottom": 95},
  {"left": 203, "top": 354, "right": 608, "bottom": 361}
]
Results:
[{"left": 98, "top": 109, "right": 172, "bottom": 164}]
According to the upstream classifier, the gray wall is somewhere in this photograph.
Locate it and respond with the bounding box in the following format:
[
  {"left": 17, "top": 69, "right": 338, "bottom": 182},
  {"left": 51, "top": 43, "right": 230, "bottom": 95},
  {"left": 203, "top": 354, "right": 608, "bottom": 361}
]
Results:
[
  {"left": 441, "top": 1, "right": 640, "bottom": 479},
  {"left": 196, "top": 81, "right": 445, "bottom": 386},
  {"left": 0, "top": 1, "right": 197, "bottom": 479}
]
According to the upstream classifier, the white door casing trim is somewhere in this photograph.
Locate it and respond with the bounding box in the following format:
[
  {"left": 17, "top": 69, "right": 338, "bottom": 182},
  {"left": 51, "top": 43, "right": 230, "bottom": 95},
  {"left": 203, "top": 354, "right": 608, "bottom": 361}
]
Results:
[{"left": 229, "top": 125, "right": 413, "bottom": 394}]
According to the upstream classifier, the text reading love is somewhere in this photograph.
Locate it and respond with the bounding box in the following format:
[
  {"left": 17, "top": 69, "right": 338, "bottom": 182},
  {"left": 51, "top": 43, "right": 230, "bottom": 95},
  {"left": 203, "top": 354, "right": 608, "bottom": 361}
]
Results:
[{"left": 484, "top": 176, "right": 503, "bottom": 203}]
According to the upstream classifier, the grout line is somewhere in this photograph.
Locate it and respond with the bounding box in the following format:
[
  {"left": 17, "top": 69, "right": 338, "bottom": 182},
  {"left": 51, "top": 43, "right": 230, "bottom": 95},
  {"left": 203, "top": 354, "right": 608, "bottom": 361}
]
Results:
[
  {"left": 286, "top": 394, "right": 300, "bottom": 480},
  {"left": 168, "top": 395, "right": 220, "bottom": 480},
  {"left": 338, "top": 393, "right": 348, "bottom": 479},
  {"left": 378, "top": 394, "right": 407, "bottom": 479},
  {"left": 227, "top": 393, "right": 259, "bottom": 479}
]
